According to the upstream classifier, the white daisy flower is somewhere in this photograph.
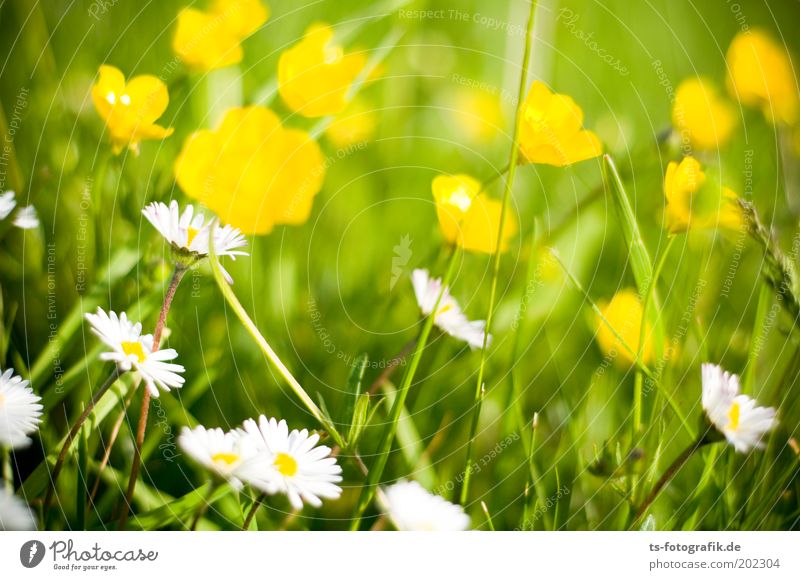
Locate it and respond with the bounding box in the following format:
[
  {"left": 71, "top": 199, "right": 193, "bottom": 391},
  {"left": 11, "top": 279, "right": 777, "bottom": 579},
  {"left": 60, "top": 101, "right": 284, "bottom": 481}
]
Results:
[
  {"left": 0, "top": 488, "right": 36, "bottom": 531},
  {"left": 411, "top": 269, "right": 490, "bottom": 349},
  {"left": 178, "top": 425, "right": 262, "bottom": 489},
  {"left": 12, "top": 205, "right": 39, "bottom": 229},
  {"left": 0, "top": 368, "right": 43, "bottom": 449},
  {"left": 383, "top": 480, "right": 471, "bottom": 531},
  {"left": 84, "top": 307, "right": 185, "bottom": 397},
  {"left": 239, "top": 415, "right": 343, "bottom": 509},
  {"left": 142, "top": 201, "right": 248, "bottom": 283},
  {"left": 0, "top": 191, "right": 16, "bottom": 220},
  {"left": 701, "top": 363, "right": 778, "bottom": 453}
]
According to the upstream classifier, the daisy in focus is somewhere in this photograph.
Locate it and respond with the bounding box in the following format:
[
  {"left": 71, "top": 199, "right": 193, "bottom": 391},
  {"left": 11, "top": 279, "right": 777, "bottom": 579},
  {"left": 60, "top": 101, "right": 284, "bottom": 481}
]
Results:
[
  {"left": 239, "top": 415, "right": 343, "bottom": 509},
  {"left": 84, "top": 308, "right": 185, "bottom": 397},
  {"left": 178, "top": 425, "right": 260, "bottom": 489},
  {"left": 91, "top": 64, "right": 174, "bottom": 154},
  {"left": 412, "top": 268, "right": 490, "bottom": 350},
  {"left": 0, "top": 368, "right": 43, "bottom": 449},
  {"left": 142, "top": 201, "right": 248, "bottom": 282},
  {"left": 701, "top": 363, "right": 778, "bottom": 453},
  {"left": 383, "top": 480, "right": 470, "bottom": 531},
  {"left": 0, "top": 488, "right": 36, "bottom": 531}
]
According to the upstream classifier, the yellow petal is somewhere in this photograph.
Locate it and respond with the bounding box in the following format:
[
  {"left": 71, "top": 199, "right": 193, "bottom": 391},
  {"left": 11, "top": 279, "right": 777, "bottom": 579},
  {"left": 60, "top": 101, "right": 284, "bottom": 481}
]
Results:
[
  {"left": 595, "top": 289, "right": 652, "bottom": 366},
  {"left": 672, "top": 77, "right": 736, "bottom": 150},
  {"left": 278, "top": 23, "right": 366, "bottom": 117},
  {"left": 212, "top": 0, "right": 269, "bottom": 39},
  {"left": 123, "top": 75, "right": 170, "bottom": 125},
  {"left": 91, "top": 65, "right": 126, "bottom": 120},
  {"left": 173, "top": 8, "right": 243, "bottom": 71}
]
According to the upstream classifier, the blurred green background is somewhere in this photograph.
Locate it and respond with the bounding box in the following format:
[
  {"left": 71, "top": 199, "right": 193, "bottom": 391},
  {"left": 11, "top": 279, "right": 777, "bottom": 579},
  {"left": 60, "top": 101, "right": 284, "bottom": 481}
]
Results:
[{"left": 1, "top": 0, "right": 799, "bottom": 530}]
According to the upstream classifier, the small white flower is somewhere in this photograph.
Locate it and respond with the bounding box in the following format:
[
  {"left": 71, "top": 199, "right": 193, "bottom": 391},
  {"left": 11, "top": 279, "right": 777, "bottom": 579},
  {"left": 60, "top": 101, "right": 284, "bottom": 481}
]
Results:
[
  {"left": 0, "top": 191, "right": 16, "bottom": 220},
  {"left": 383, "top": 480, "right": 471, "bottom": 531},
  {"left": 0, "top": 368, "right": 43, "bottom": 449},
  {"left": 701, "top": 363, "right": 778, "bottom": 453},
  {"left": 84, "top": 307, "right": 185, "bottom": 397},
  {"left": 0, "top": 488, "right": 36, "bottom": 531},
  {"left": 12, "top": 205, "right": 39, "bottom": 230},
  {"left": 239, "top": 416, "right": 342, "bottom": 509},
  {"left": 411, "top": 269, "right": 490, "bottom": 349},
  {"left": 178, "top": 425, "right": 261, "bottom": 489},
  {"left": 142, "top": 201, "right": 248, "bottom": 283}
]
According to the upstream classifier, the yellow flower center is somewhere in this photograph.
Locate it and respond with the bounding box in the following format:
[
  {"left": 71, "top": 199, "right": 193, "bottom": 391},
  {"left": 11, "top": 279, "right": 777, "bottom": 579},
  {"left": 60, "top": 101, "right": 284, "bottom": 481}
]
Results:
[
  {"left": 121, "top": 341, "right": 146, "bottom": 363},
  {"left": 727, "top": 401, "right": 741, "bottom": 431},
  {"left": 436, "top": 303, "right": 454, "bottom": 316},
  {"left": 211, "top": 452, "right": 240, "bottom": 467},
  {"left": 186, "top": 227, "right": 200, "bottom": 247},
  {"left": 274, "top": 452, "right": 298, "bottom": 477}
]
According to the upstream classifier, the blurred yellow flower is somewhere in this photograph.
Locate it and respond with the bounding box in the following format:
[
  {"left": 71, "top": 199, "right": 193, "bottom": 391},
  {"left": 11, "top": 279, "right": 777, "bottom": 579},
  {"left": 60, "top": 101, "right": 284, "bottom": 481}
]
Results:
[
  {"left": 173, "top": 0, "right": 269, "bottom": 71},
  {"left": 727, "top": 29, "right": 798, "bottom": 125},
  {"left": 663, "top": 156, "right": 742, "bottom": 234},
  {"left": 325, "top": 99, "right": 376, "bottom": 148},
  {"left": 174, "top": 106, "right": 325, "bottom": 235},
  {"left": 595, "top": 289, "right": 652, "bottom": 366},
  {"left": 518, "top": 81, "right": 603, "bottom": 167},
  {"left": 672, "top": 77, "right": 736, "bottom": 150},
  {"left": 449, "top": 88, "right": 504, "bottom": 143},
  {"left": 91, "top": 65, "right": 174, "bottom": 155},
  {"left": 278, "top": 24, "right": 366, "bottom": 118},
  {"left": 431, "top": 174, "right": 517, "bottom": 254}
]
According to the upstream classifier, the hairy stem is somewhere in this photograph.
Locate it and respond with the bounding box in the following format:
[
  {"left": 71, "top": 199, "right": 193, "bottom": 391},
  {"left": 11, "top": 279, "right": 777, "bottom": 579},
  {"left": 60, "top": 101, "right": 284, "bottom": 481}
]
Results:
[{"left": 119, "top": 265, "right": 187, "bottom": 529}]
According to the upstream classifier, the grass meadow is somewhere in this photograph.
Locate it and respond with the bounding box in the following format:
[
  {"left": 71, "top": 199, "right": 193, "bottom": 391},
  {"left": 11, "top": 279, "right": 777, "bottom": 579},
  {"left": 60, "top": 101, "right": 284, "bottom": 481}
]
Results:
[{"left": 0, "top": 0, "right": 799, "bottom": 531}]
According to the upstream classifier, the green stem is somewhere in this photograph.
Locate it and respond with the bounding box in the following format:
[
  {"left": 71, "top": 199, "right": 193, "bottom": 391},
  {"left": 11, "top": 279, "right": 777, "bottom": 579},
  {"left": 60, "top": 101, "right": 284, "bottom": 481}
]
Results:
[
  {"left": 190, "top": 480, "right": 220, "bottom": 530},
  {"left": 242, "top": 492, "right": 266, "bottom": 530},
  {"left": 551, "top": 250, "right": 695, "bottom": 439},
  {"left": 44, "top": 367, "right": 123, "bottom": 514},
  {"left": 459, "top": 0, "right": 538, "bottom": 507},
  {"left": 632, "top": 435, "right": 707, "bottom": 527},
  {"left": 119, "top": 265, "right": 187, "bottom": 529},
  {"left": 350, "top": 247, "right": 461, "bottom": 529},
  {"left": 208, "top": 224, "right": 344, "bottom": 447},
  {"left": 2, "top": 447, "right": 12, "bottom": 493}
]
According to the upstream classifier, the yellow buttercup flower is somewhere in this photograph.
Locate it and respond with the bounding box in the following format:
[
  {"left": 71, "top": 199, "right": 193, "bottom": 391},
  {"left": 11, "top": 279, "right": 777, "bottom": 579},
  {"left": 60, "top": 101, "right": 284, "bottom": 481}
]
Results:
[
  {"left": 278, "top": 23, "right": 366, "bottom": 118},
  {"left": 431, "top": 174, "right": 517, "bottom": 254},
  {"left": 174, "top": 106, "right": 325, "bottom": 235},
  {"left": 727, "top": 29, "right": 798, "bottom": 125},
  {"left": 325, "top": 99, "right": 376, "bottom": 148},
  {"left": 663, "top": 156, "right": 742, "bottom": 234},
  {"left": 595, "top": 289, "right": 652, "bottom": 366},
  {"left": 90, "top": 65, "right": 174, "bottom": 155},
  {"left": 518, "top": 81, "right": 603, "bottom": 167},
  {"left": 173, "top": 0, "right": 269, "bottom": 71},
  {"left": 672, "top": 77, "right": 736, "bottom": 151}
]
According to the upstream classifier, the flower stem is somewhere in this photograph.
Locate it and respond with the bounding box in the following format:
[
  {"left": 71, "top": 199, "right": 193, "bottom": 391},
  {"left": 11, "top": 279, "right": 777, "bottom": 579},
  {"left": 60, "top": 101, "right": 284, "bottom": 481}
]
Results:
[
  {"left": 1, "top": 447, "right": 13, "bottom": 493},
  {"left": 350, "top": 247, "right": 461, "bottom": 530},
  {"left": 242, "top": 492, "right": 266, "bottom": 530},
  {"left": 631, "top": 234, "right": 676, "bottom": 501},
  {"left": 207, "top": 224, "right": 344, "bottom": 447},
  {"left": 459, "top": 0, "right": 538, "bottom": 506},
  {"left": 190, "top": 480, "right": 220, "bottom": 531},
  {"left": 89, "top": 384, "right": 137, "bottom": 506},
  {"left": 119, "top": 265, "right": 187, "bottom": 529},
  {"left": 44, "top": 367, "right": 122, "bottom": 514},
  {"left": 632, "top": 435, "right": 707, "bottom": 527}
]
